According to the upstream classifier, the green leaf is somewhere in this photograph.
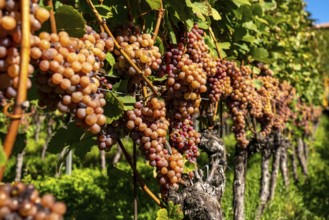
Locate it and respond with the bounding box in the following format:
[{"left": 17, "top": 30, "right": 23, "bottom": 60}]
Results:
[
  {"left": 48, "top": 123, "right": 85, "bottom": 154},
  {"left": 144, "top": 0, "right": 161, "bottom": 9},
  {"left": 156, "top": 209, "right": 168, "bottom": 220},
  {"left": 105, "top": 52, "right": 116, "bottom": 67},
  {"left": 211, "top": 8, "right": 221, "bottom": 20},
  {"left": 187, "top": 1, "right": 206, "bottom": 21},
  {"left": 251, "top": 47, "right": 269, "bottom": 62},
  {"left": 234, "top": 27, "right": 247, "bottom": 41},
  {"left": 183, "top": 158, "right": 197, "bottom": 173},
  {"left": 73, "top": 137, "right": 97, "bottom": 158},
  {"left": 112, "top": 79, "right": 128, "bottom": 93},
  {"left": 0, "top": 139, "right": 6, "bottom": 167},
  {"left": 117, "top": 95, "right": 136, "bottom": 111},
  {"left": 155, "top": 37, "right": 165, "bottom": 55},
  {"left": 218, "top": 42, "right": 231, "bottom": 50},
  {"left": 55, "top": 5, "right": 86, "bottom": 37},
  {"left": 104, "top": 92, "right": 125, "bottom": 123},
  {"left": 252, "top": 4, "right": 263, "bottom": 17},
  {"left": 253, "top": 79, "right": 263, "bottom": 90},
  {"left": 231, "top": 0, "right": 251, "bottom": 7},
  {"left": 94, "top": 4, "right": 113, "bottom": 19}
]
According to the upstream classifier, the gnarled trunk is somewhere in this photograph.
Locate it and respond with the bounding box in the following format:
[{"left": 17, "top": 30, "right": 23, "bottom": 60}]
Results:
[
  {"left": 255, "top": 140, "right": 271, "bottom": 220},
  {"left": 297, "top": 137, "right": 308, "bottom": 176},
  {"left": 280, "top": 138, "right": 290, "bottom": 187},
  {"left": 169, "top": 130, "right": 226, "bottom": 220},
  {"left": 268, "top": 133, "right": 281, "bottom": 202},
  {"left": 233, "top": 146, "right": 248, "bottom": 220}
]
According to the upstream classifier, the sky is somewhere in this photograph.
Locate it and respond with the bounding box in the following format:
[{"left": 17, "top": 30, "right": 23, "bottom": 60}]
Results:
[{"left": 305, "top": 0, "right": 329, "bottom": 24}]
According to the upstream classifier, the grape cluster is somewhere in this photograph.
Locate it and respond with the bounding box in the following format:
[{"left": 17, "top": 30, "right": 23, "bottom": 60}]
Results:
[
  {"left": 207, "top": 59, "right": 232, "bottom": 103},
  {"left": 0, "top": 0, "right": 49, "bottom": 99},
  {"left": 0, "top": 182, "right": 66, "bottom": 220},
  {"left": 273, "top": 81, "right": 295, "bottom": 131},
  {"left": 113, "top": 24, "right": 161, "bottom": 80},
  {"left": 97, "top": 120, "right": 122, "bottom": 151},
  {"left": 170, "top": 119, "right": 200, "bottom": 161},
  {"left": 31, "top": 28, "right": 114, "bottom": 134},
  {"left": 253, "top": 64, "right": 279, "bottom": 137},
  {"left": 161, "top": 44, "right": 206, "bottom": 161},
  {"left": 125, "top": 99, "right": 184, "bottom": 192}
]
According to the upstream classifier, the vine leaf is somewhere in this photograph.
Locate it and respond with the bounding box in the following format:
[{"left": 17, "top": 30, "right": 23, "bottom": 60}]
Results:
[
  {"left": 251, "top": 47, "right": 269, "bottom": 62},
  {"left": 156, "top": 201, "right": 184, "bottom": 220},
  {"left": 106, "top": 52, "right": 116, "bottom": 67},
  {"left": 47, "top": 123, "right": 85, "bottom": 154},
  {"left": 253, "top": 79, "right": 263, "bottom": 90},
  {"left": 55, "top": 5, "right": 86, "bottom": 37},
  {"left": 94, "top": 4, "right": 113, "bottom": 19},
  {"left": 112, "top": 80, "right": 128, "bottom": 93},
  {"left": 0, "top": 139, "right": 6, "bottom": 167},
  {"left": 40, "top": 5, "right": 86, "bottom": 37},
  {"left": 144, "top": 0, "right": 161, "bottom": 10},
  {"left": 117, "top": 95, "right": 136, "bottom": 111},
  {"left": 72, "top": 136, "right": 97, "bottom": 158},
  {"left": 104, "top": 92, "right": 125, "bottom": 123},
  {"left": 231, "top": 0, "right": 251, "bottom": 7},
  {"left": 211, "top": 8, "right": 221, "bottom": 20}
]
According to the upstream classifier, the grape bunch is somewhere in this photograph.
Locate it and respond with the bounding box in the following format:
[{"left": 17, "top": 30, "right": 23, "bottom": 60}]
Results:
[
  {"left": 0, "top": 182, "right": 66, "bottom": 220},
  {"left": 224, "top": 64, "right": 256, "bottom": 147},
  {"left": 113, "top": 24, "right": 161, "bottom": 80},
  {"left": 97, "top": 120, "right": 122, "bottom": 151},
  {"left": 273, "top": 81, "right": 295, "bottom": 131},
  {"left": 253, "top": 64, "right": 279, "bottom": 137},
  {"left": 207, "top": 59, "right": 232, "bottom": 103},
  {"left": 170, "top": 119, "right": 200, "bottom": 161},
  {"left": 125, "top": 99, "right": 184, "bottom": 193},
  {"left": 0, "top": 0, "right": 50, "bottom": 99},
  {"left": 161, "top": 44, "right": 206, "bottom": 161},
  {"left": 31, "top": 28, "right": 114, "bottom": 134}
]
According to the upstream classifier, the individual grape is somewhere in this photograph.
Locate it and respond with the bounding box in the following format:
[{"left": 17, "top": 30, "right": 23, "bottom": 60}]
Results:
[
  {"left": 35, "top": 7, "right": 50, "bottom": 23},
  {"left": 1, "top": 16, "right": 16, "bottom": 30}
]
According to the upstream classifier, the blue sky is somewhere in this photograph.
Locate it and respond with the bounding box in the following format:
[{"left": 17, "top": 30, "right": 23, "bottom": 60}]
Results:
[{"left": 305, "top": 0, "right": 329, "bottom": 24}]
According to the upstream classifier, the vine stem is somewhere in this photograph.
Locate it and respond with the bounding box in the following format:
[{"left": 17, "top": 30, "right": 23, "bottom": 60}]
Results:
[
  {"left": 48, "top": 0, "right": 57, "bottom": 33},
  {"left": 117, "top": 139, "right": 163, "bottom": 207},
  {"left": 208, "top": 26, "right": 222, "bottom": 60},
  {"left": 0, "top": 0, "right": 31, "bottom": 181},
  {"left": 152, "top": 0, "right": 164, "bottom": 41},
  {"left": 86, "top": 0, "right": 159, "bottom": 96}
]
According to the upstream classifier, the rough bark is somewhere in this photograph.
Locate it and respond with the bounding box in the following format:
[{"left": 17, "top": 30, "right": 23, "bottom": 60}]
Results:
[
  {"left": 169, "top": 129, "right": 226, "bottom": 220},
  {"left": 112, "top": 147, "right": 122, "bottom": 165},
  {"left": 291, "top": 144, "right": 299, "bottom": 183},
  {"left": 268, "top": 133, "right": 282, "bottom": 202},
  {"left": 280, "top": 138, "right": 290, "bottom": 187},
  {"left": 302, "top": 139, "right": 309, "bottom": 163},
  {"left": 233, "top": 146, "right": 248, "bottom": 220},
  {"left": 15, "top": 150, "right": 25, "bottom": 182},
  {"left": 255, "top": 139, "right": 271, "bottom": 220},
  {"left": 296, "top": 137, "right": 308, "bottom": 176}
]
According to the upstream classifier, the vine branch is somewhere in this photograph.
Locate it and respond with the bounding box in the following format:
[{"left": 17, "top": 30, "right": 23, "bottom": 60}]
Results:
[
  {"left": 0, "top": 0, "right": 31, "bottom": 181},
  {"left": 152, "top": 0, "right": 164, "bottom": 41},
  {"left": 86, "top": 0, "right": 159, "bottom": 96},
  {"left": 47, "top": 0, "right": 57, "bottom": 33},
  {"left": 117, "top": 139, "right": 163, "bottom": 207}
]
